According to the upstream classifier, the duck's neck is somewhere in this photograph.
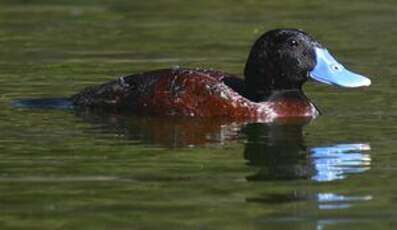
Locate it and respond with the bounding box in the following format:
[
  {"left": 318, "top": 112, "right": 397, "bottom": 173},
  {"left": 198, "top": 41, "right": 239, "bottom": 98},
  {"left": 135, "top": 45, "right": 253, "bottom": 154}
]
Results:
[
  {"left": 265, "top": 89, "right": 308, "bottom": 102},
  {"left": 243, "top": 72, "right": 306, "bottom": 102},
  {"left": 243, "top": 47, "right": 307, "bottom": 102}
]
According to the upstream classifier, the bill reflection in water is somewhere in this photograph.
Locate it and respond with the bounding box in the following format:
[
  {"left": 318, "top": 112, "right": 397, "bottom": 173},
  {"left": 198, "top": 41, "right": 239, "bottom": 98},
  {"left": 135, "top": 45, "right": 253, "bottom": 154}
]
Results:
[
  {"left": 242, "top": 121, "right": 373, "bottom": 223},
  {"left": 242, "top": 122, "right": 371, "bottom": 182}
]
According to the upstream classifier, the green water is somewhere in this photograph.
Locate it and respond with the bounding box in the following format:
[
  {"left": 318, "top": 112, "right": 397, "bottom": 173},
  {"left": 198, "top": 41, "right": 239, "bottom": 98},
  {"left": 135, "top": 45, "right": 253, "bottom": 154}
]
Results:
[{"left": 1, "top": 0, "right": 397, "bottom": 229}]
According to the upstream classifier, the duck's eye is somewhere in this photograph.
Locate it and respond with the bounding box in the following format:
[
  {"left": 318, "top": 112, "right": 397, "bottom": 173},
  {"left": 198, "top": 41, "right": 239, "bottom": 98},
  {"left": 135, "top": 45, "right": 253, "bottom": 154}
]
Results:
[{"left": 288, "top": 39, "right": 298, "bottom": 47}]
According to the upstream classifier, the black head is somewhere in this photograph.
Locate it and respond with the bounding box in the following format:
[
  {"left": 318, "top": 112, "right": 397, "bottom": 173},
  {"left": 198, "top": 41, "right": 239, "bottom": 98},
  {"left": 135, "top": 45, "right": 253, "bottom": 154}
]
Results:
[{"left": 244, "top": 29, "right": 321, "bottom": 102}]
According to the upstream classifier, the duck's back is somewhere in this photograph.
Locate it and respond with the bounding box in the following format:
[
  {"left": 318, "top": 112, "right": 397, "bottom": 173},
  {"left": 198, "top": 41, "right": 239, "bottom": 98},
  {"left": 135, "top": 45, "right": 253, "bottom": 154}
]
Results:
[{"left": 71, "top": 68, "right": 265, "bottom": 118}]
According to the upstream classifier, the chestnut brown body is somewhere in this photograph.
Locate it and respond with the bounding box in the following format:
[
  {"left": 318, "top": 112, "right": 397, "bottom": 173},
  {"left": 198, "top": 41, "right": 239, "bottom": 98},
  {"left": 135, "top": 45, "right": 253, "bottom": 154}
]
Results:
[{"left": 72, "top": 68, "right": 317, "bottom": 122}]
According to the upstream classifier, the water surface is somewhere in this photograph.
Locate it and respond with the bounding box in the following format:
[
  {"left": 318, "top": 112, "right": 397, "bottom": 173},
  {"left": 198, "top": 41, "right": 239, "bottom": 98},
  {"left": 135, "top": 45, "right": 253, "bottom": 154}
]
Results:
[{"left": 1, "top": 0, "right": 397, "bottom": 229}]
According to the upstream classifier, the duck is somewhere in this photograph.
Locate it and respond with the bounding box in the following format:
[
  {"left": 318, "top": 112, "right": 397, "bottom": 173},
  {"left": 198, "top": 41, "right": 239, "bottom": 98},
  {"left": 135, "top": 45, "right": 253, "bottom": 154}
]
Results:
[{"left": 33, "top": 29, "right": 373, "bottom": 121}]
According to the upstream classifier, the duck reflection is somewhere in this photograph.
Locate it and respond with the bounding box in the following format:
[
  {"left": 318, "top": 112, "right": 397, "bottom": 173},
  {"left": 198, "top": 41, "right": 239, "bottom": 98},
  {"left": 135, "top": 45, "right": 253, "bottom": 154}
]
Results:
[
  {"left": 76, "top": 111, "right": 243, "bottom": 147},
  {"left": 77, "top": 111, "right": 371, "bottom": 182},
  {"left": 78, "top": 112, "right": 373, "bottom": 227},
  {"left": 242, "top": 122, "right": 371, "bottom": 182}
]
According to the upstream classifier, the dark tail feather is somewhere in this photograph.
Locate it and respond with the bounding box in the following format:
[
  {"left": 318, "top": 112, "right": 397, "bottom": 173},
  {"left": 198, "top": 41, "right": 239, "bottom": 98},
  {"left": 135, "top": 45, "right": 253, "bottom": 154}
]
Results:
[{"left": 13, "top": 97, "right": 73, "bottom": 110}]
